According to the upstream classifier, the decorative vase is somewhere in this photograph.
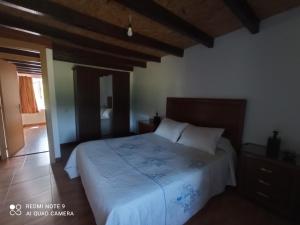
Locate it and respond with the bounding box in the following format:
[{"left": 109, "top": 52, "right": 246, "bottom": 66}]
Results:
[
  {"left": 266, "top": 130, "right": 281, "bottom": 158},
  {"left": 153, "top": 112, "right": 161, "bottom": 125}
]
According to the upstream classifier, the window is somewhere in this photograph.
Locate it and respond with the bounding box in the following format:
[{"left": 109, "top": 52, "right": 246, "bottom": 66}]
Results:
[{"left": 32, "top": 77, "right": 45, "bottom": 110}]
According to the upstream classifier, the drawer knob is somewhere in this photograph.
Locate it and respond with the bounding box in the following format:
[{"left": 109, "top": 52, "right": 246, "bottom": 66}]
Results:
[
  {"left": 258, "top": 179, "right": 271, "bottom": 186},
  {"left": 260, "top": 167, "right": 273, "bottom": 173},
  {"left": 256, "top": 191, "right": 270, "bottom": 199}
]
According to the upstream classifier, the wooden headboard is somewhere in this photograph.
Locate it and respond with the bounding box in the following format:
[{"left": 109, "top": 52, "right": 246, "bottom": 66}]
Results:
[{"left": 166, "top": 98, "right": 246, "bottom": 151}]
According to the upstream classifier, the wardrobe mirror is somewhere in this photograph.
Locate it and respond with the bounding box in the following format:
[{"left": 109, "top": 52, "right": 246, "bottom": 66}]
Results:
[{"left": 99, "top": 75, "right": 113, "bottom": 138}]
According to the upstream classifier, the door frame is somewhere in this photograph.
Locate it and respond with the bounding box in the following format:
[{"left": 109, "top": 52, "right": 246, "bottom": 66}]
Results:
[{"left": 0, "top": 37, "right": 60, "bottom": 163}]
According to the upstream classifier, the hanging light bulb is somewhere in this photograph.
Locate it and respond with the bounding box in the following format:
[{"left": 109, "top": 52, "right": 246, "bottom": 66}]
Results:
[
  {"left": 127, "top": 24, "right": 133, "bottom": 37},
  {"left": 127, "top": 15, "right": 133, "bottom": 37}
]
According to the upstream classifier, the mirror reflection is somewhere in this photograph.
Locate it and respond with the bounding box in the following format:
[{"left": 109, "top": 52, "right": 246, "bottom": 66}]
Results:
[{"left": 100, "top": 75, "right": 113, "bottom": 138}]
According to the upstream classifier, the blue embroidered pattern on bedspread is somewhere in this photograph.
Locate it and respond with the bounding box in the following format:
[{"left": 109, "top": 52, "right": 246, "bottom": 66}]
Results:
[
  {"left": 175, "top": 184, "right": 200, "bottom": 213},
  {"left": 105, "top": 136, "right": 175, "bottom": 180},
  {"left": 117, "top": 143, "right": 142, "bottom": 156},
  {"left": 142, "top": 157, "right": 170, "bottom": 167},
  {"left": 104, "top": 135, "right": 206, "bottom": 224}
]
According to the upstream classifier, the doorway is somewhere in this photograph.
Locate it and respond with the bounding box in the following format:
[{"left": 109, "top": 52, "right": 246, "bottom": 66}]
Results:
[
  {"left": 0, "top": 58, "right": 49, "bottom": 158},
  {"left": 15, "top": 75, "right": 49, "bottom": 156},
  {"left": 0, "top": 39, "right": 60, "bottom": 164},
  {"left": 0, "top": 34, "right": 60, "bottom": 164}
]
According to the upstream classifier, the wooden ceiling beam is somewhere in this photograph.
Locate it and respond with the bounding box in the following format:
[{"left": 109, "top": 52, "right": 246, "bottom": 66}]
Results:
[
  {"left": 0, "top": 12, "right": 161, "bottom": 62},
  {"left": 53, "top": 45, "right": 134, "bottom": 71},
  {"left": 16, "top": 67, "right": 41, "bottom": 72},
  {"left": 0, "top": 25, "right": 52, "bottom": 48},
  {"left": 17, "top": 69, "right": 42, "bottom": 74},
  {"left": 0, "top": 47, "right": 40, "bottom": 57},
  {"left": 114, "top": 0, "right": 214, "bottom": 47},
  {"left": 18, "top": 71, "right": 41, "bottom": 74},
  {"left": 1, "top": 0, "right": 183, "bottom": 57},
  {"left": 224, "top": 0, "right": 260, "bottom": 34},
  {"left": 0, "top": 52, "right": 40, "bottom": 62},
  {"left": 17, "top": 71, "right": 42, "bottom": 75},
  {"left": 17, "top": 67, "right": 40, "bottom": 71},
  {"left": 53, "top": 55, "right": 133, "bottom": 72},
  {"left": 6, "top": 59, "right": 41, "bottom": 66},
  {"left": 11, "top": 62, "right": 41, "bottom": 69},
  {"left": 0, "top": 39, "right": 135, "bottom": 71},
  {"left": 15, "top": 64, "right": 41, "bottom": 70},
  {"left": 53, "top": 43, "right": 146, "bottom": 68}
]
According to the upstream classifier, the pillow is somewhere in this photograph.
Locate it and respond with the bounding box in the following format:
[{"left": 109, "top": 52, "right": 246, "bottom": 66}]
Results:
[
  {"left": 177, "top": 125, "right": 224, "bottom": 155},
  {"left": 154, "top": 118, "right": 188, "bottom": 142},
  {"left": 217, "top": 137, "right": 235, "bottom": 153},
  {"left": 217, "top": 137, "right": 237, "bottom": 165}
]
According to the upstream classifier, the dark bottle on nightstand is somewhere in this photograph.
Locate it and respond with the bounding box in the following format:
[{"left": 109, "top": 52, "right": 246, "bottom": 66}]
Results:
[
  {"left": 153, "top": 112, "right": 161, "bottom": 126},
  {"left": 266, "top": 130, "right": 281, "bottom": 158}
]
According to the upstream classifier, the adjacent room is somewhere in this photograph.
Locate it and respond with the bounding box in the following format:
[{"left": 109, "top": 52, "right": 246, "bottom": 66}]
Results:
[
  {"left": 0, "top": 47, "right": 49, "bottom": 159},
  {"left": 0, "top": 1, "right": 299, "bottom": 225},
  {"left": 17, "top": 72, "right": 48, "bottom": 156}
]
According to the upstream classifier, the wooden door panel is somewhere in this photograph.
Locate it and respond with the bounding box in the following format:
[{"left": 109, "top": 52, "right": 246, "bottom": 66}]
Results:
[
  {"left": 0, "top": 60, "right": 24, "bottom": 156},
  {"left": 113, "top": 72, "right": 130, "bottom": 137},
  {"left": 74, "top": 66, "right": 101, "bottom": 141}
]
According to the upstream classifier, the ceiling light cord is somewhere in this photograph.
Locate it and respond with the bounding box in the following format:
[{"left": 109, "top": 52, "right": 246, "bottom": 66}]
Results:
[{"left": 127, "top": 15, "right": 133, "bottom": 37}]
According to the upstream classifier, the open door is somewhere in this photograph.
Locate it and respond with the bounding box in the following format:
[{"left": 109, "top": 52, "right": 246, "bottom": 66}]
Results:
[{"left": 0, "top": 59, "right": 25, "bottom": 156}]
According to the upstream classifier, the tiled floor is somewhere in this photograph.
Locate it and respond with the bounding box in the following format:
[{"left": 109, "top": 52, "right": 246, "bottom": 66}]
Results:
[
  {"left": 14, "top": 125, "right": 49, "bottom": 156},
  {"left": 0, "top": 151, "right": 95, "bottom": 225},
  {"left": 0, "top": 146, "right": 297, "bottom": 225}
]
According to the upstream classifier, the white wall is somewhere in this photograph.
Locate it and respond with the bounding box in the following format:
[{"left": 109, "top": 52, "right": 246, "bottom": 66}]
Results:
[
  {"left": 53, "top": 61, "right": 76, "bottom": 144},
  {"left": 132, "top": 7, "right": 300, "bottom": 153},
  {"left": 42, "top": 48, "right": 61, "bottom": 161}
]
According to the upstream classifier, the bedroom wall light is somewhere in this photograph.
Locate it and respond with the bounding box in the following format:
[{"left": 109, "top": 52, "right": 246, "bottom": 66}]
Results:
[{"left": 127, "top": 15, "right": 133, "bottom": 37}]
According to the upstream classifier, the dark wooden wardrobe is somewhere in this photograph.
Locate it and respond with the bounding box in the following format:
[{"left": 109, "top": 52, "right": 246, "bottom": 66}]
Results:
[{"left": 73, "top": 66, "right": 130, "bottom": 142}]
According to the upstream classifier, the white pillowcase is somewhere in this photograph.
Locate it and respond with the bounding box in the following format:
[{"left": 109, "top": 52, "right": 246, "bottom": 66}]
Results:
[
  {"left": 177, "top": 125, "right": 224, "bottom": 155},
  {"left": 154, "top": 118, "right": 188, "bottom": 142},
  {"left": 217, "top": 137, "right": 235, "bottom": 153}
]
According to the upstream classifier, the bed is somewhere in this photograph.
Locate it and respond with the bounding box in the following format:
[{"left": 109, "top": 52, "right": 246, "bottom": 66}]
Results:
[{"left": 65, "top": 97, "right": 246, "bottom": 225}]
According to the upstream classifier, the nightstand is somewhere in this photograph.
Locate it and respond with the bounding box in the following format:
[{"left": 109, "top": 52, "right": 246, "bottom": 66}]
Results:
[
  {"left": 138, "top": 120, "right": 158, "bottom": 134},
  {"left": 239, "top": 143, "right": 300, "bottom": 222}
]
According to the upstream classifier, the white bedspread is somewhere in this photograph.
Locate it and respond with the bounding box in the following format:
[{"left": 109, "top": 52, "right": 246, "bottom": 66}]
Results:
[{"left": 65, "top": 133, "right": 236, "bottom": 225}]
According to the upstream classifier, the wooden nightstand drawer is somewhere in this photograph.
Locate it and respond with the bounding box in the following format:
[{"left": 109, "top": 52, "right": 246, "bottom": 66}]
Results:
[
  {"left": 246, "top": 180, "right": 291, "bottom": 213},
  {"left": 244, "top": 155, "right": 292, "bottom": 191},
  {"left": 245, "top": 175, "right": 291, "bottom": 209},
  {"left": 239, "top": 144, "right": 300, "bottom": 220}
]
